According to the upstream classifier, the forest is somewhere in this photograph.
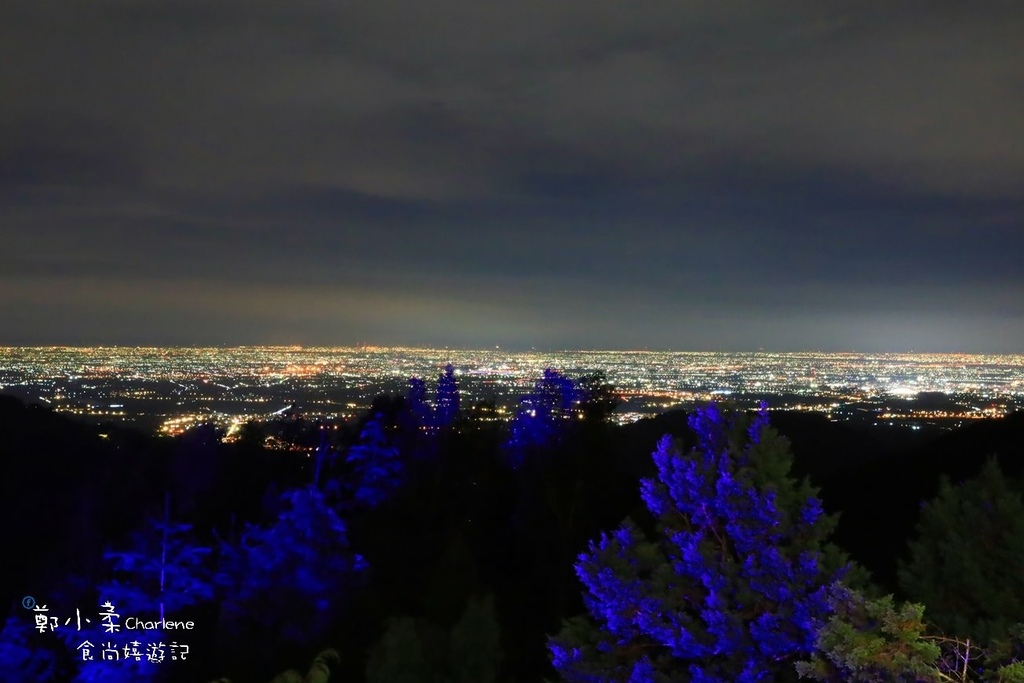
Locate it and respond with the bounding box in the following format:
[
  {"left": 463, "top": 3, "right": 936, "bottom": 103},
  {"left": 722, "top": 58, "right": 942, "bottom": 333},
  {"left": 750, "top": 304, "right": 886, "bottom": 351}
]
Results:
[{"left": 2, "top": 367, "right": 1024, "bottom": 683}]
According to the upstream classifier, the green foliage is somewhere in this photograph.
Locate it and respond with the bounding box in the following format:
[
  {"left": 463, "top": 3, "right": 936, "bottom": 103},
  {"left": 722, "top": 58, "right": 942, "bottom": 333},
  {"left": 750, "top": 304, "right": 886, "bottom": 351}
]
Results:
[
  {"left": 212, "top": 648, "right": 341, "bottom": 683},
  {"left": 366, "top": 594, "right": 502, "bottom": 683},
  {"left": 102, "top": 516, "right": 215, "bottom": 614},
  {"left": 796, "top": 584, "right": 941, "bottom": 682},
  {"left": 269, "top": 673, "right": 304, "bottom": 683},
  {"left": 270, "top": 651, "right": 342, "bottom": 683},
  {"left": 899, "top": 459, "right": 1024, "bottom": 645},
  {"left": 980, "top": 624, "right": 1024, "bottom": 682},
  {"left": 366, "top": 616, "right": 444, "bottom": 683},
  {"left": 208, "top": 649, "right": 340, "bottom": 683},
  {"left": 303, "top": 649, "right": 341, "bottom": 683},
  {"left": 992, "top": 662, "right": 1024, "bottom": 683},
  {"left": 449, "top": 595, "right": 502, "bottom": 683}
]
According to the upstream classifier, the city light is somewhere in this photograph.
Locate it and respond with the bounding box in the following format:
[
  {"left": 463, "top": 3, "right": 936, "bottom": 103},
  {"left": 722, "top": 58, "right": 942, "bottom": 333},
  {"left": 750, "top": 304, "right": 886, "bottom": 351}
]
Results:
[{"left": 0, "top": 347, "right": 1021, "bottom": 434}]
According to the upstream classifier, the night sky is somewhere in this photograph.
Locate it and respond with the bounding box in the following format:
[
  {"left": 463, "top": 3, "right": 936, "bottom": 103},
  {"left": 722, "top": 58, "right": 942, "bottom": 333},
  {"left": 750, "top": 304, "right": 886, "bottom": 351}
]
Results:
[{"left": 2, "top": 1, "right": 1022, "bottom": 352}]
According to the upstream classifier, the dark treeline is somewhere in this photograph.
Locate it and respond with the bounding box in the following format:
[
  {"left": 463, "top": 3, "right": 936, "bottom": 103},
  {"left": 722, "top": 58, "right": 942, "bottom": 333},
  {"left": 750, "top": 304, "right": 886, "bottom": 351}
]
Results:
[{"left": 1, "top": 374, "right": 1023, "bottom": 682}]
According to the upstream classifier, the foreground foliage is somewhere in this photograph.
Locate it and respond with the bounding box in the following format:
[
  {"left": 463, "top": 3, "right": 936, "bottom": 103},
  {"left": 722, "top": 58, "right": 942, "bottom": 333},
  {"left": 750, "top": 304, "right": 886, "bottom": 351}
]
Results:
[
  {"left": 796, "top": 584, "right": 941, "bottom": 682},
  {"left": 899, "top": 459, "right": 1024, "bottom": 646},
  {"left": 550, "top": 403, "right": 838, "bottom": 682}
]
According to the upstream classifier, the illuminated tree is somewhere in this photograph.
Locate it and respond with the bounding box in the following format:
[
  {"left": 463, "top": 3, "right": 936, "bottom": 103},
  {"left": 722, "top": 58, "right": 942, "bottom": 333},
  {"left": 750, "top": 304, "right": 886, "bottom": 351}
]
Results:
[
  {"left": 100, "top": 506, "right": 215, "bottom": 620},
  {"left": 549, "top": 403, "right": 838, "bottom": 682},
  {"left": 59, "top": 494, "right": 214, "bottom": 683},
  {"left": 219, "top": 487, "right": 367, "bottom": 650},
  {"left": 506, "top": 369, "right": 584, "bottom": 468},
  {"left": 345, "top": 414, "right": 403, "bottom": 508},
  {"left": 0, "top": 616, "right": 65, "bottom": 683},
  {"left": 435, "top": 365, "right": 461, "bottom": 428}
]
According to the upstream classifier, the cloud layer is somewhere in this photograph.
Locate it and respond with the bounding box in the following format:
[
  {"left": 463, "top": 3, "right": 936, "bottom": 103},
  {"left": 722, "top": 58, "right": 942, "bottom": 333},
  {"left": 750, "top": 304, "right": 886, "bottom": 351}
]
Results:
[{"left": 1, "top": 0, "right": 1022, "bottom": 350}]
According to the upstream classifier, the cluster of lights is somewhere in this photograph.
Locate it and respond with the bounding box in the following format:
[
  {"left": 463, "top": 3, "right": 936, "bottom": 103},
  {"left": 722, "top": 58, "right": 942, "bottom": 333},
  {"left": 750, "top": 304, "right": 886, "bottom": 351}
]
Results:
[{"left": 0, "top": 347, "right": 1021, "bottom": 433}]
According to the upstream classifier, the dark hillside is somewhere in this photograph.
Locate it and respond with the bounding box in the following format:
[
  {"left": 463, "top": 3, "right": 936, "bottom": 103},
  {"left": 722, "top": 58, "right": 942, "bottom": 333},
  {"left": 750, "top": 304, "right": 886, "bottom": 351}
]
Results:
[
  {"left": 815, "top": 411, "right": 1024, "bottom": 590},
  {"left": 0, "top": 395, "right": 166, "bottom": 611}
]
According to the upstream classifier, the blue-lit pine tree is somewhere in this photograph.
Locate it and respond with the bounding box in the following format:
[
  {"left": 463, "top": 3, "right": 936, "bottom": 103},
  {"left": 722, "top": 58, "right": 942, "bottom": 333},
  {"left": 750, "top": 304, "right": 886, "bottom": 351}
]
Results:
[
  {"left": 0, "top": 615, "right": 66, "bottom": 683},
  {"left": 506, "top": 369, "right": 583, "bottom": 468},
  {"left": 219, "top": 486, "right": 367, "bottom": 651},
  {"left": 549, "top": 403, "right": 839, "bottom": 683},
  {"left": 345, "top": 413, "right": 404, "bottom": 508},
  {"left": 62, "top": 493, "right": 215, "bottom": 683},
  {"left": 435, "top": 364, "right": 461, "bottom": 428}
]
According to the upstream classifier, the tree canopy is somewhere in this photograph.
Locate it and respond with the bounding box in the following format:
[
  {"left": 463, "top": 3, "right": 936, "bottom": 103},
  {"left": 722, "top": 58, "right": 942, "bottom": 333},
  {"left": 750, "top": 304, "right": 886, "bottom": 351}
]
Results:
[
  {"left": 550, "top": 403, "right": 840, "bottom": 682},
  {"left": 899, "top": 459, "right": 1024, "bottom": 646}
]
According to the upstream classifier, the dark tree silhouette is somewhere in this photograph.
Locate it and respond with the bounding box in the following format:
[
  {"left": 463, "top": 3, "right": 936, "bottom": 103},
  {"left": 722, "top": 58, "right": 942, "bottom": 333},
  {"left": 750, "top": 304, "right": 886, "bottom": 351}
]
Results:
[
  {"left": 899, "top": 459, "right": 1024, "bottom": 646},
  {"left": 407, "top": 377, "right": 432, "bottom": 428},
  {"left": 218, "top": 487, "right": 367, "bottom": 664},
  {"left": 435, "top": 364, "right": 461, "bottom": 428}
]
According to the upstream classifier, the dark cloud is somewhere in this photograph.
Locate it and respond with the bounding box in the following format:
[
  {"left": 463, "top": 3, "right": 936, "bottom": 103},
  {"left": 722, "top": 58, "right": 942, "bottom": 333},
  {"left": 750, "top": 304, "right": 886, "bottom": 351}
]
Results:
[{"left": 0, "top": 0, "right": 1022, "bottom": 350}]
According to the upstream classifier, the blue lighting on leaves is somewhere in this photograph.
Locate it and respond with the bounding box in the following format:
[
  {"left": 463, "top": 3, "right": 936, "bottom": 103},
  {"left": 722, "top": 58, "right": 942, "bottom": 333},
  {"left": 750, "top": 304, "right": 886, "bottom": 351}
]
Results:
[
  {"left": 345, "top": 414, "right": 404, "bottom": 509},
  {"left": 219, "top": 487, "right": 367, "bottom": 648},
  {"left": 435, "top": 364, "right": 460, "bottom": 428},
  {"left": 505, "top": 368, "right": 584, "bottom": 468},
  {"left": 0, "top": 615, "right": 64, "bottom": 683},
  {"left": 550, "top": 403, "right": 836, "bottom": 682}
]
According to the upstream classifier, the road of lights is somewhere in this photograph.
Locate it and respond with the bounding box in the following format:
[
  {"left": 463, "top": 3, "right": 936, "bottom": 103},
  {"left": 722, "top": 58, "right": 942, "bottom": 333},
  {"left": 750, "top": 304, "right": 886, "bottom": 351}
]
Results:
[{"left": 1, "top": 347, "right": 1022, "bottom": 432}]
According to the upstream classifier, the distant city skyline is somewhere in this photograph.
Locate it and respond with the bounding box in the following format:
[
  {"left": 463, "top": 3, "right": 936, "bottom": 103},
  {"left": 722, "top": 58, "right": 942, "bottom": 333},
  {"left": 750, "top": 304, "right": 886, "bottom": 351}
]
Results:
[
  {"left": 2, "top": 2, "right": 1022, "bottom": 352},
  {"left": 2, "top": 346, "right": 1022, "bottom": 437}
]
